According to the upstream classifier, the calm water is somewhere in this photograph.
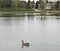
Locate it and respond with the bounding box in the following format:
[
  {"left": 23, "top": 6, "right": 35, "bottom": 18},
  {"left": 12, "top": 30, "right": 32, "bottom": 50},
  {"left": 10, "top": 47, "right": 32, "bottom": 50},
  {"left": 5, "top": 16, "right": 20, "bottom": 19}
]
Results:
[{"left": 0, "top": 16, "right": 60, "bottom": 51}]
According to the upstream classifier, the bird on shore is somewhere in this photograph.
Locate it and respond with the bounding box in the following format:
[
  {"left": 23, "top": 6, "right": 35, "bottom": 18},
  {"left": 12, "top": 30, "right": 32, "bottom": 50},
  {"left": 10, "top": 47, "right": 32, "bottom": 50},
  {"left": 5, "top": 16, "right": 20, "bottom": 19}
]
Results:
[{"left": 21, "top": 40, "right": 29, "bottom": 48}]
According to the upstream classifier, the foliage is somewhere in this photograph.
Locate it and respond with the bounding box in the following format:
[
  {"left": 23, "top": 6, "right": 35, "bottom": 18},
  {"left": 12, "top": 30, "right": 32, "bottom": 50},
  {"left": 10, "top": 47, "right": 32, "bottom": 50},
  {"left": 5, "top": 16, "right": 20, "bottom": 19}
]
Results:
[
  {"left": 55, "top": 1, "right": 60, "bottom": 10},
  {"left": 1, "top": 0, "right": 12, "bottom": 7},
  {"left": 35, "top": 1, "right": 39, "bottom": 9},
  {"left": 40, "top": 0, "right": 46, "bottom": 9},
  {"left": 27, "top": 0, "right": 30, "bottom": 8},
  {"left": 14, "top": 0, "right": 20, "bottom": 6}
]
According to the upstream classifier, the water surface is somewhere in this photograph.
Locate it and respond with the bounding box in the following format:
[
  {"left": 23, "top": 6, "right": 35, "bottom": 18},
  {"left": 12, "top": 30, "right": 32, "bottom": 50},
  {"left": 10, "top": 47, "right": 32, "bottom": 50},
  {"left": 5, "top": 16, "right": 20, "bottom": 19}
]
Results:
[{"left": 0, "top": 16, "right": 60, "bottom": 51}]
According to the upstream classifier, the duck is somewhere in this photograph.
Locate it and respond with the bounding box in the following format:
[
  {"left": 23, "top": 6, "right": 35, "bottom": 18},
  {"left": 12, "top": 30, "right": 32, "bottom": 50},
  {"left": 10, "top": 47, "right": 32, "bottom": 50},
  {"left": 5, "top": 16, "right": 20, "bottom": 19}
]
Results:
[{"left": 21, "top": 40, "right": 29, "bottom": 47}]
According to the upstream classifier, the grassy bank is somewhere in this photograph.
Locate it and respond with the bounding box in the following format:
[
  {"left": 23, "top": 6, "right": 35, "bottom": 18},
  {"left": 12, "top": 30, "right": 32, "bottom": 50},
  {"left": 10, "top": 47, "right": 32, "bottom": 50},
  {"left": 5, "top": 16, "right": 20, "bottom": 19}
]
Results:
[
  {"left": 0, "top": 8, "right": 34, "bottom": 12},
  {"left": 0, "top": 8, "right": 60, "bottom": 12}
]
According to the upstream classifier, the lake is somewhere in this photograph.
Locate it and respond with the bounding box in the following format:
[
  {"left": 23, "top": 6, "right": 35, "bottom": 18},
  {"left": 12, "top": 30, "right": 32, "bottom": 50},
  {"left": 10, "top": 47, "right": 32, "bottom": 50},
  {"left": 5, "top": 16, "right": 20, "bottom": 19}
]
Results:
[{"left": 0, "top": 16, "right": 60, "bottom": 51}]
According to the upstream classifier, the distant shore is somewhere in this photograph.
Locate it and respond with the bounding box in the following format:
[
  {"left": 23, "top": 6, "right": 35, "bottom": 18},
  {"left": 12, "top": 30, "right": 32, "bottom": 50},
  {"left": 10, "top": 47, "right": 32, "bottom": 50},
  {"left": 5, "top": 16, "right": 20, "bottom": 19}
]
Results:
[
  {"left": 0, "top": 10, "right": 60, "bottom": 16},
  {"left": 0, "top": 8, "right": 60, "bottom": 16}
]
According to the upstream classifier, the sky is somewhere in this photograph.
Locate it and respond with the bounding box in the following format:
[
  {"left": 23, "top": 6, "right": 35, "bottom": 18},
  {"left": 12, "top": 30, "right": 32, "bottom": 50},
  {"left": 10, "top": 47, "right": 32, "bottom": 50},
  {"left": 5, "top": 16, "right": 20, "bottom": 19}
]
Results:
[{"left": 25, "top": 0, "right": 58, "bottom": 2}]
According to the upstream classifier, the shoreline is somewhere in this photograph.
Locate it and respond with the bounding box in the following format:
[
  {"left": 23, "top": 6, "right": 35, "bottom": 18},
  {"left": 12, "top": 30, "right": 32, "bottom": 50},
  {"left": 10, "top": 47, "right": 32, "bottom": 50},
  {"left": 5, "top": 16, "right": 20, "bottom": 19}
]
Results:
[{"left": 0, "top": 10, "right": 60, "bottom": 16}]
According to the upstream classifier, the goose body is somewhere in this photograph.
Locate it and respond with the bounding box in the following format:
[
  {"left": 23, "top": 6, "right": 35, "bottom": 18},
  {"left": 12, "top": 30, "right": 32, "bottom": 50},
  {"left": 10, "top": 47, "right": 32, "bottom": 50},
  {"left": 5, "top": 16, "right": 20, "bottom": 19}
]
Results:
[{"left": 24, "top": 43, "right": 29, "bottom": 46}]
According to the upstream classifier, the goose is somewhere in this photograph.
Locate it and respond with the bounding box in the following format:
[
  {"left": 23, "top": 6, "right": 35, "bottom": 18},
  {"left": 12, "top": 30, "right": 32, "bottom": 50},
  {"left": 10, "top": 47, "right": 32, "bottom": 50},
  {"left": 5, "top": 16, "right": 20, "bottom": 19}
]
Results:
[{"left": 21, "top": 40, "right": 29, "bottom": 47}]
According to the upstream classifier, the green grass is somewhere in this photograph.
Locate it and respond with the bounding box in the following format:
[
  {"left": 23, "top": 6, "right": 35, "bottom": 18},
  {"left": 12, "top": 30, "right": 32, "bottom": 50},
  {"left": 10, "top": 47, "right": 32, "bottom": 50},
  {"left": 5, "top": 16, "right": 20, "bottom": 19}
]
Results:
[{"left": 0, "top": 8, "right": 34, "bottom": 12}]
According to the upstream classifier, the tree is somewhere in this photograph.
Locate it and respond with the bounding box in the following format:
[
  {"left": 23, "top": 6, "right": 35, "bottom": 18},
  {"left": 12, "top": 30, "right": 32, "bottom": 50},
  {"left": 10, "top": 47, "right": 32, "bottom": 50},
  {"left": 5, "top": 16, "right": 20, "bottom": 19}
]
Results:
[
  {"left": 40, "top": 0, "right": 46, "bottom": 16},
  {"left": 55, "top": 1, "right": 60, "bottom": 10},
  {"left": 0, "top": 0, "right": 2, "bottom": 7},
  {"left": 35, "top": 1, "right": 39, "bottom": 9},
  {"left": 12, "top": 0, "right": 20, "bottom": 7},
  {"left": 27, "top": 0, "right": 30, "bottom": 8},
  {"left": 32, "top": 0, "right": 35, "bottom": 8},
  {"left": 40, "top": 0, "right": 46, "bottom": 9},
  {"left": 1, "top": 0, "right": 12, "bottom": 7}
]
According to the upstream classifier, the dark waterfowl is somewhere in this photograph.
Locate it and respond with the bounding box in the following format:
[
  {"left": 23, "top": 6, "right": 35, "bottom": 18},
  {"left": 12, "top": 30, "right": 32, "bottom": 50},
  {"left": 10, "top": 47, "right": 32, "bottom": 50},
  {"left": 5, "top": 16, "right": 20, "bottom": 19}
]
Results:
[{"left": 21, "top": 40, "right": 29, "bottom": 47}]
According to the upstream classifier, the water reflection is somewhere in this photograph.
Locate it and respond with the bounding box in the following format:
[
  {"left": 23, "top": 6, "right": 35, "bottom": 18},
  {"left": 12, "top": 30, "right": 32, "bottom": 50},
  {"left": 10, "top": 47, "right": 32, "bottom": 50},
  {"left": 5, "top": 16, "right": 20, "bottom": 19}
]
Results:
[{"left": 2, "top": 17, "right": 12, "bottom": 25}]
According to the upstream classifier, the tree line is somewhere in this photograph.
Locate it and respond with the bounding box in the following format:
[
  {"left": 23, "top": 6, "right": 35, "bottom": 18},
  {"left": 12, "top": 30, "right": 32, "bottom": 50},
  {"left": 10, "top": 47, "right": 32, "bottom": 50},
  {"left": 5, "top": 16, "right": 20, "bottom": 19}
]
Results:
[{"left": 0, "top": 0, "right": 60, "bottom": 10}]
